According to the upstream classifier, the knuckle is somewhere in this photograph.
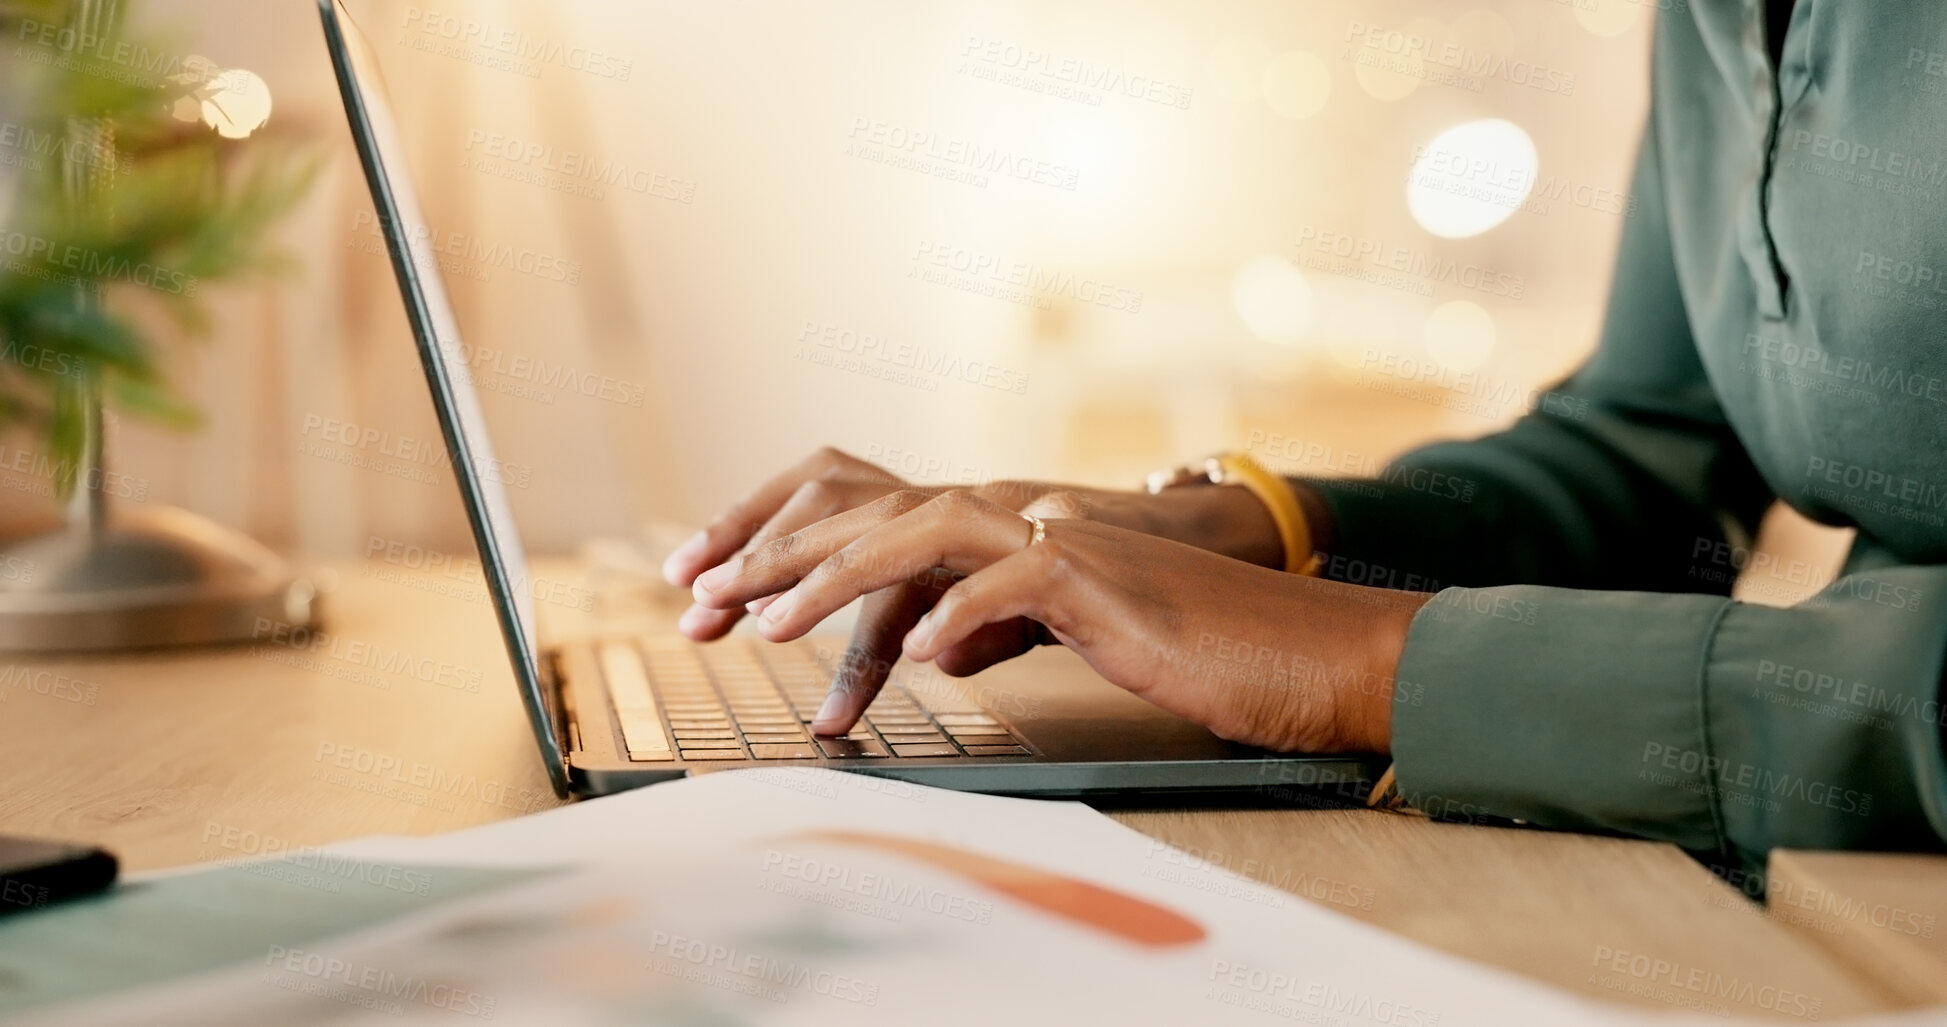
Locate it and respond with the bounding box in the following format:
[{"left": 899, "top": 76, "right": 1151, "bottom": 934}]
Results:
[
  {"left": 977, "top": 479, "right": 1034, "bottom": 507},
  {"left": 756, "top": 531, "right": 803, "bottom": 565},
  {"left": 833, "top": 644, "right": 891, "bottom": 693},
  {"left": 817, "top": 446, "right": 905, "bottom": 488},
  {"left": 879, "top": 488, "right": 931, "bottom": 514},
  {"left": 1032, "top": 538, "right": 1079, "bottom": 579},
  {"left": 817, "top": 544, "right": 859, "bottom": 580},
  {"left": 932, "top": 488, "right": 989, "bottom": 520}
]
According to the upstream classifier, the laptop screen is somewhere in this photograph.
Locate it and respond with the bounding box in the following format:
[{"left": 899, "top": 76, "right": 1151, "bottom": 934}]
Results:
[{"left": 319, "top": 0, "right": 568, "bottom": 795}]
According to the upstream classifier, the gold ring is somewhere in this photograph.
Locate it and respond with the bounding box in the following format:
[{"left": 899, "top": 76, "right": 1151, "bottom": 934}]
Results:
[{"left": 1021, "top": 513, "right": 1047, "bottom": 549}]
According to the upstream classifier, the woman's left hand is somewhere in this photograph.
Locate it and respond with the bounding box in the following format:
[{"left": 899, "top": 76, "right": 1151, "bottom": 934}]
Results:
[{"left": 688, "top": 488, "right": 1431, "bottom": 752}]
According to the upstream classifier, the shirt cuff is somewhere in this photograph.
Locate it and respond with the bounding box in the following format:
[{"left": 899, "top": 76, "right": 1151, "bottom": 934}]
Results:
[{"left": 1389, "top": 584, "right": 1734, "bottom": 853}]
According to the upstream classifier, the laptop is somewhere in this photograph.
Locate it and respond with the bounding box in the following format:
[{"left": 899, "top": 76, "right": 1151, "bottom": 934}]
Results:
[{"left": 317, "top": 0, "right": 1382, "bottom": 802}]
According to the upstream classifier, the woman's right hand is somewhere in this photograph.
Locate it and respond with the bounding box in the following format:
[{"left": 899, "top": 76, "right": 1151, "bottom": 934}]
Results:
[{"left": 661, "top": 447, "right": 1288, "bottom": 700}]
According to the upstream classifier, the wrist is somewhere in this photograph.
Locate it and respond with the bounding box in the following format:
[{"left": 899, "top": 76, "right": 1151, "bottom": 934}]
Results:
[
  {"left": 1154, "top": 485, "right": 1285, "bottom": 568},
  {"left": 1344, "top": 588, "right": 1433, "bottom": 753}
]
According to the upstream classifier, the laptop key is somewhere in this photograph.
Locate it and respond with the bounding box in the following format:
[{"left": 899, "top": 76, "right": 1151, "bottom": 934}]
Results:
[
  {"left": 880, "top": 732, "right": 948, "bottom": 744},
  {"left": 743, "top": 732, "right": 807, "bottom": 744},
  {"left": 680, "top": 749, "right": 746, "bottom": 761},
  {"left": 890, "top": 743, "right": 960, "bottom": 758},
  {"left": 602, "top": 643, "right": 670, "bottom": 759},
  {"left": 935, "top": 713, "right": 1001, "bottom": 726},
  {"left": 750, "top": 743, "right": 818, "bottom": 760},
  {"left": 675, "top": 738, "right": 743, "bottom": 749},
  {"left": 949, "top": 736, "right": 1015, "bottom": 750},
  {"left": 673, "top": 729, "right": 737, "bottom": 740},
  {"left": 817, "top": 737, "right": 891, "bottom": 758},
  {"left": 964, "top": 744, "right": 1031, "bottom": 756},
  {"left": 946, "top": 728, "right": 1014, "bottom": 741}
]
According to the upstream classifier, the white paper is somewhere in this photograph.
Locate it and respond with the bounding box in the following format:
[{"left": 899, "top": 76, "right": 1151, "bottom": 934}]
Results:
[{"left": 23, "top": 769, "right": 1929, "bottom": 1026}]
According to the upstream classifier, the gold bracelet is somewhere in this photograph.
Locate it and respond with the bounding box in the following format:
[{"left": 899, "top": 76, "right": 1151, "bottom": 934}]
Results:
[
  {"left": 1210, "top": 453, "right": 1320, "bottom": 576},
  {"left": 1145, "top": 451, "right": 1320, "bottom": 575}
]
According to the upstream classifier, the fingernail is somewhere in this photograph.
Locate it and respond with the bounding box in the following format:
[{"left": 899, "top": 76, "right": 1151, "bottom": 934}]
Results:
[
  {"left": 747, "top": 594, "right": 777, "bottom": 617},
  {"left": 761, "top": 588, "right": 798, "bottom": 625},
  {"left": 905, "top": 612, "right": 937, "bottom": 651},
  {"left": 677, "top": 605, "right": 711, "bottom": 633},
  {"left": 812, "top": 691, "right": 848, "bottom": 733},
  {"left": 692, "top": 562, "right": 734, "bottom": 598},
  {"left": 662, "top": 531, "right": 707, "bottom": 583}
]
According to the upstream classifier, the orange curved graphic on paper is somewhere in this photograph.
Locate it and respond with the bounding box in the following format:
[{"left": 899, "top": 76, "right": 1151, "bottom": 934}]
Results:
[{"left": 785, "top": 829, "right": 1205, "bottom": 948}]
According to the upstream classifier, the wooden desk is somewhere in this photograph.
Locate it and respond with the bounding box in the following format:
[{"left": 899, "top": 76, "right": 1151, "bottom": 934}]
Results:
[
  {"left": 0, "top": 560, "right": 1926, "bottom": 1020},
  {"left": 1766, "top": 849, "right": 1947, "bottom": 1005}
]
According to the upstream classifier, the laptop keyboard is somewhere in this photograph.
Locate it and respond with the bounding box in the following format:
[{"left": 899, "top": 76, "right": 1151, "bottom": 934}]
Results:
[{"left": 599, "top": 637, "right": 1031, "bottom": 763}]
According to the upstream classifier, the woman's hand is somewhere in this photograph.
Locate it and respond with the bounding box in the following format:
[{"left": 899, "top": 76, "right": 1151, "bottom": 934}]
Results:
[
  {"left": 686, "top": 486, "right": 1430, "bottom": 751},
  {"left": 663, "top": 447, "right": 1290, "bottom": 708}
]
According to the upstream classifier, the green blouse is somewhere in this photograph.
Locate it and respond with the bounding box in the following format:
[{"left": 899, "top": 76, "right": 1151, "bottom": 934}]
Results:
[{"left": 1303, "top": 2, "right": 1947, "bottom": 884}]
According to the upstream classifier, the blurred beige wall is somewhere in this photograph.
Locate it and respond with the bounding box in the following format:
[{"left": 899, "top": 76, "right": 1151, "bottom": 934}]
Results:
[{"left": 8, "top": 0, "right": 1742, "bottom": 571}]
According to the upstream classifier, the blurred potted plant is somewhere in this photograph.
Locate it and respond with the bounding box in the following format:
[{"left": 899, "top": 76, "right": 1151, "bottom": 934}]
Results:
[{"left": 0, "top": 0, "right": 322, "bottom": 649}]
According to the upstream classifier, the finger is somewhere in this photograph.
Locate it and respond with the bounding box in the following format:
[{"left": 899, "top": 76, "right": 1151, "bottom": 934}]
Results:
[
  {"left": 1016, "top": 489, "right": 1092, "bottom": 520},
  {"left": 662, "top": 447, "right": 892, "bottom": 586},
  {"left": 744, "top": 492, "right": 1038, "bottom": 638},
  {"left": 932, "top": 617, "right": 1050, "bottom": 678},
  {"left": 677, "top": 477, "right": 887, "bottom": 639},
  {"left": 675, "top": 602, "right": 743, "bottom": 641},
  {"left": 691, "top": 489, "right": 927, "bottom": 608},
  {"left": 903, "top": 543, "right": 1070, "bottom": 663},
  {"left": 810, "top": 581, "right": 937, "bottom": 736}
]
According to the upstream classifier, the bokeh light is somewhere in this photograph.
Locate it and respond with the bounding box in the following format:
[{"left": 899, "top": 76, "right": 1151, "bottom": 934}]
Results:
[
  {"left": 1574, "top": 0, "right": 1642, "bottom": 37},
  {"left": 1447, "top": 9, "right": 1515, "bottom": 55},
  {"left": 1406, "top": 118, "right": 1537, "bottom": 238},
  {"left": 1351, "top": 18, "right": 1441, "bottom": 101},
  {"left": 1262, "top": 50, "right": 1331, "bottom": 120},
  {"left": 1422, "top": 299, "right": 1497, "bottom": 371},
  {"left": 1207, "top": 36, "right": 1272, "bottom": 104},
  {"left": 1231, "top": 255, "right": 1316, "bottom": 346}
]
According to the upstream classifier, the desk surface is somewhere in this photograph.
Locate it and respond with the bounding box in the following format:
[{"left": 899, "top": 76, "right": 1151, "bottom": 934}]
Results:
[{"left": 0, "top": 559, "right": 1938, "bottom": 1021}]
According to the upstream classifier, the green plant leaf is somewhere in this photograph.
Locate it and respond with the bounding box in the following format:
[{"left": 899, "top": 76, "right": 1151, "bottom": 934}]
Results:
[{"left": 0, "top": 0, "right": 319, "bottom": 486}]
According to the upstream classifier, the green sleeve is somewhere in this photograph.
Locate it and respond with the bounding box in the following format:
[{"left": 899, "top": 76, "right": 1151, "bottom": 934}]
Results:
[
  {"left": 1392, "top": 571, "right": 1947, "bottom": 874},
  {"left": 1295, "top": 123, "right": 1947, "bottom": 866}
]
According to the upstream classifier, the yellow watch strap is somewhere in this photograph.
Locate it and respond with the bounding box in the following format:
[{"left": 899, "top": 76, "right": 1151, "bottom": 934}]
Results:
[{"left": 1213, "top": 452, "right": 1320, "bottom": 576}]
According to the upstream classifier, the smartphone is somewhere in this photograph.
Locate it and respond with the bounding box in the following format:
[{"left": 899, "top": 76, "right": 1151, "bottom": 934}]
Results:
[{"left": 0, "top": 835, "right": 118, "bottom": 917}]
